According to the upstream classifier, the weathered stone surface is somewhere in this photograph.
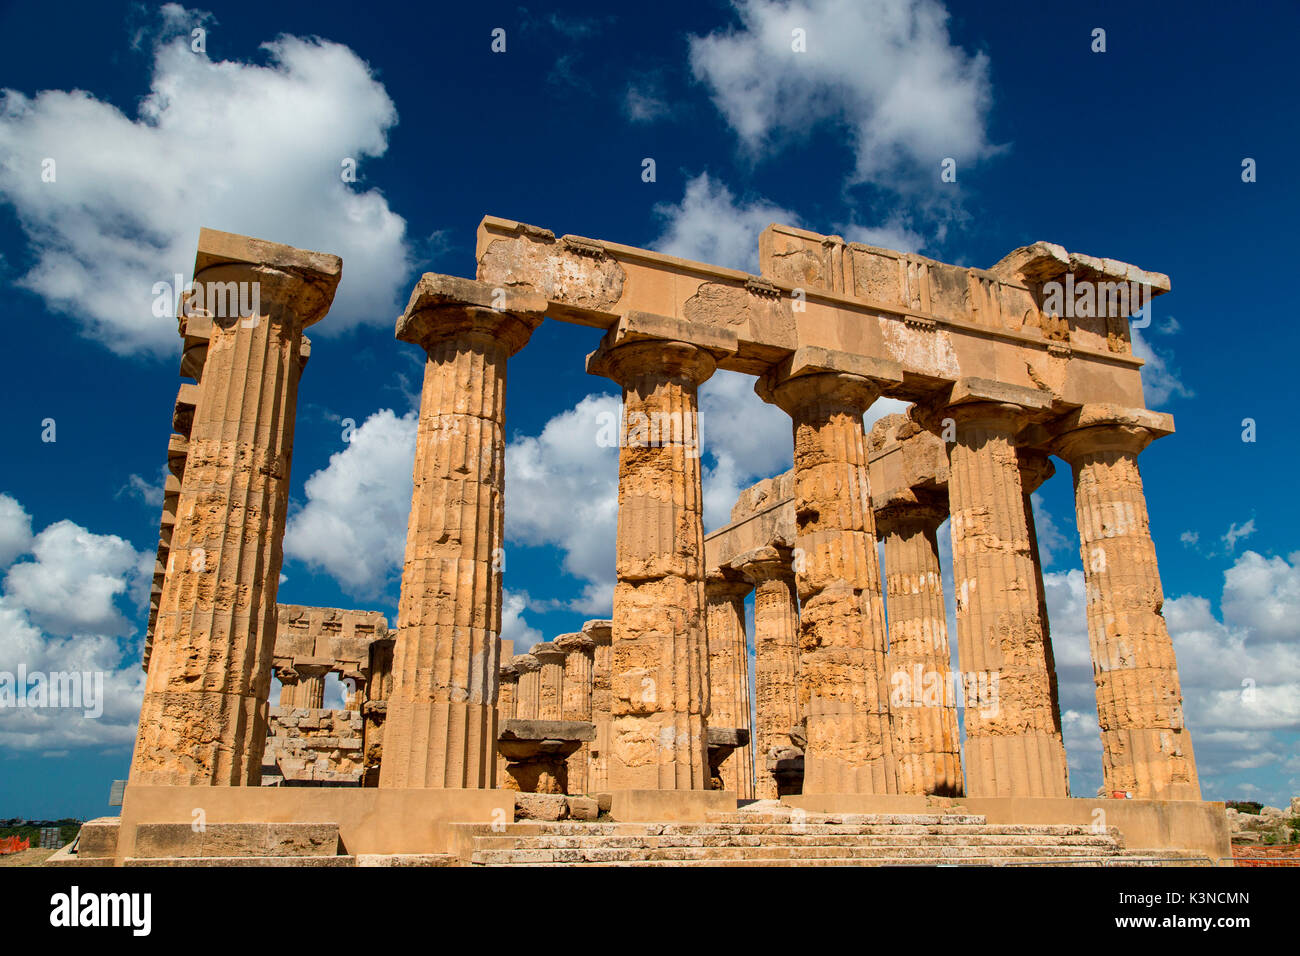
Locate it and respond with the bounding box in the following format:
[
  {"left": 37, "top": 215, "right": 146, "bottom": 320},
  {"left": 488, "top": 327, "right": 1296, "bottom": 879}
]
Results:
[
  {"left": 589, "top": 338, "right": 719, "bottom": 791},
  {"left": 934, "top": 397, "right": 1068, "bottom": 798},
  {"left": 1054, "top": 420, "right": 1200, "bottom": 800},
  {"left": 132, "top": 230, "right": 341, "bottom": 787},
  {"left": 704, "top": 568, "right": 755, "bottom": 797},
  {"left": 758, "top": 371, "right": 897, "bottom": 795},
  {"left": 381, "top": 279, "right": 544, "bottom": 789}
]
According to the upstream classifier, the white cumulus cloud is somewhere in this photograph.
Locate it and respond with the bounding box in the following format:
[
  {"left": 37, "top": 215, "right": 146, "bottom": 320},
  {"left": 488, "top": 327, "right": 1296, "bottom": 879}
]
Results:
[
  {"left": 689, "top": 0, "right": 996, "bottom": 187},
  {"left": 0, "top": 5, "right": 410, "bottom": 356}
]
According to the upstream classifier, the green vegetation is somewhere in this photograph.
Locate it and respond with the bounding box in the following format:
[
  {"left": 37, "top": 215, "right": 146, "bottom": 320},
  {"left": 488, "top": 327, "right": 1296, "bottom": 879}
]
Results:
[{"left": 0, "top": 818, "right": 81, "bottom": 848}]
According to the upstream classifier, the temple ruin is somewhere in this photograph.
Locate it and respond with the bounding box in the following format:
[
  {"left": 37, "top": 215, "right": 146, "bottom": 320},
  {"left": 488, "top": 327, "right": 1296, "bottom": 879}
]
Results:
[{"left": 53, "top": 218, "right": 1230, "bottom": 867}]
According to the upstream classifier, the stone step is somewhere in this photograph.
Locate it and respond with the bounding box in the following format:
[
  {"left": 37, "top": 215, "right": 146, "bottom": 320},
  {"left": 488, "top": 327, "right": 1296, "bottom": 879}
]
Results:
[
  {"left": 469, "top": 843, "right": 1126, "bottom": 865},
  {"left": 124, "top": 855, "right": 355, "bottom": 867},
  {"left": 706, "top": 812, "right": 987, "bottom": 826},
  {"left": 131, "top": 822, "right": 341, "bottom": 859},
  {"left": 470, "top": 832, "right": 1122, "bottom": 851},
  {"left": 478, "top": 856, "right": 1194, "bottom": 868},
  {"left": 467, "top": 822, "right": 1120, "bottom": 839},
  {"left": 355, "top": 854, "right": 459, "bottom": 867}
]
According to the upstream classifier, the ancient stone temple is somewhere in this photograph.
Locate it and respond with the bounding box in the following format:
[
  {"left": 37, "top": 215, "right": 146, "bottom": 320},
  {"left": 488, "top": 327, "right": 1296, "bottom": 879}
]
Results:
[{"left": 61, "top": 218, "right": 1228, "bottom": 867}]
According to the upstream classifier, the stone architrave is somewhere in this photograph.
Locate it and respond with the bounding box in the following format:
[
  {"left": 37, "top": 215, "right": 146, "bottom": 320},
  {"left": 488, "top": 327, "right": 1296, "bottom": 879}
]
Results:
[
  {"left": 379, "top": 276, "right": 545, "bottom": 789},
  {"left": 703, "top": 568, "right": 755, "bottom": 798},
  {"left": 587, "top": 332, "right": 720, "bottom": 791},
  {"left": 733, "top": 545, "right": 802, "bottom": 800},
  {"left": 131, "top": 229, "right": 341, "bottom": 786},
  {"left": 758, "top": 360, "right": 899, "bottom": 795},
  {"left": 938, "top": 384, "right": 1069, "bottom": 798},
  {"left": 1054, "top": 409, "right": 1200, "bottom": 800}
]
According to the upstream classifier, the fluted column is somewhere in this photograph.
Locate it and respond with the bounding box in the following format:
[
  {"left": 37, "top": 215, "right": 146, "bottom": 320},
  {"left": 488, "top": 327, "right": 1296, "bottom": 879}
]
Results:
[
  {"left": 1019, "top": 450, "right": 1066, "bottom": 759},
  {"left": 293, "top": 663, "right": 331, "bottom": 711},
  {"left": 944, "top": 400, "right": 1068, "bottom": 797},
  {"left": 585, "top": 620, "right": 613, "bottom": 793},
  {"left": 513, "top": 654, "right": 542, "bottom": 721},
  {"left": 1055, "top": 421, "right": 1200, "bottom": 799},
  {"left": 496, "top": 661, "right": 519, "bottom": 786},
  {"left": 877, "top": 502, "right": 963, "bottom": 796},
  {"left": 275, "top": 665, "right": 302, "bottom": 709},
  {"left": 736, "top": 545, "right": 802, "bottom": 800},
  {"left": 704, "top": 569, "right": 755, "bottom": 798},
  {"left": 131, "top": 234, "right": 341, "bottom": 786},
  {"left": 380, "top": 278, "right": 543, "bottom": 789},
  {"left": 533, "top": 641, "right": 566, "bottom": 721},
  {"left": 760, "top": 371, "right": 896, "bottom": 794},
  {"left": 588, "top": 340, "right": 715, "bottom": 790},
  {"left": 557, "top": 632, "right": 595, "bottom": 795}
]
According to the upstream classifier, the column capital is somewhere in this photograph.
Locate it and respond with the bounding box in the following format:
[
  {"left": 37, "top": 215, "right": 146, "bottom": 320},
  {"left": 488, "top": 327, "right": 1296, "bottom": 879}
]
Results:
[
  {"left": 874, "top": 498, "right": 947, "bottom": 536},
  {"left": 1049, "top": 404, "right": 1174, "bottom": 462},
  {"left": 757, "top": 370, "right": 879, "bottom": 418},
  {"left": 705, "top": 566, "right": 753, "bottom": 600},
  {"left": 499, "top": 661, "right": 520, "bottom": 684},
  {"left": 731, "top": 544, "right": 794, "bottom": 585},
  {"left": 554, "top": 632, "right": 596, "bottom": 656},
  {"left": 1017, "top": 448, "right": 1056, "bottom": 495},
  {"left": 586, "top": 338, "right": 716, "bottom": 388},
  {"left": 531, "top": 642, "right": 565, "bottom": 666},
  {"left": 396, "top": 273, "right": 546, "bottom": 356},
  {"left": 511, "top": 653, "right": 542, "bottom": 674},
  {"left": 581, "top": 619, "right": 613, "bottom": 647},
  {"left": 190, "top": 227, "right": 342, "bottom": 331}
]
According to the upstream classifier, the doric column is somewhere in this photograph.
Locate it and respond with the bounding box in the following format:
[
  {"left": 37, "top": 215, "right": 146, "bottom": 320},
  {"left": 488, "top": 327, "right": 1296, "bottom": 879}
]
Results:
[
  {"left": 942, "top": 396, "right": 1068, "bottom": 797},
  {"left": 585, "top": 620, "right": 614, "bottom": 793},
  {"left": 556, "top": 632, "right": 595, "bottom": 795},
  {"left": 877, "top": 501, "right": 963, "bottom": 796},
  {"left": 275, "top": 665, "right": 301, "bottom": 709},
  {"left": 131, "top": 230, "right": 341, "bottom": 786},
  {"left": 734, "top": 545, "right": 801, "bottom": 800},
  {"left": 379, "top": 277, "right": 544, "bottom": 789},
  {"left": 513, "top": 654, "right": 542, "bottom": 721},
  {"left": 587, "top": 339, "right": 716, "bottom": 791},
  {"left": 1054, "top": 414, "right": 1200, "bottom": 799},
  {"left": 533, "top": 641, "right": 566, "bottom": 721},
  {"left": 293, "top": 663, "right": 331, "bottom": 711},
  {"left": 1018, "top": 450, "right": 1066, "bottom": 763},
  {"left": 704, "top": 568, "right": 755, "bottom": 798},
  {"left": 758, "top": 370, "right": 897, "bottom": 794},
  {"left": 496, "top": 660, "right": 519, "bottom": 787}
]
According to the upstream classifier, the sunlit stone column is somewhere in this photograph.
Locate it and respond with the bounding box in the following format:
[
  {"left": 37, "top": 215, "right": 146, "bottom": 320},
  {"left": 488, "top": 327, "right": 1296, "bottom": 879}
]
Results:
[
  {"left": 587, "top": 339, "right": 716, "bottom": 791},
  {"left": 131, "top": 229, "right": 341, "bottom": 786},
  {"left": 585, "top": 620, "right": 614, "bottom": 793},
  {"left": 275, "top": 665, "right": 302, "bottom": 709},
  {"left": 293, "top": 663, "right": 331, "bottom": 711},
  {"left": 735, "top": 545, "right": 802, "bottom": 800},
  {"left": 759, "top": 369, "right": 897, "bottom": 795},
  {"left": 1054, "top": 412, "right": 1200, "bottom": 799},
  {"left": 943, "top": 395, "right": 1068, "bottom": 797},
  {"left": 533, "top": 641, "right": 566, "bottom": 721},
  {"left": 557, "top": 632, "right": 595, "bottom": 795},
  {"left": 1018, "top": 449, "right": 1067, "bottom": 776},
  {"left": 496, "top": 660, "right": 519, "bottom": 786},
  {"left": 380, "top": 277, "right": 544, "bottom": 789},
  {"left": 513, "top": 654, "right": 542, "bottom": 721},
  {"left": 704, "top": 568, "right": 755, "bottom": 798},
  {"left": 877, "top": 501, "right": 963, "bottom": 796}
]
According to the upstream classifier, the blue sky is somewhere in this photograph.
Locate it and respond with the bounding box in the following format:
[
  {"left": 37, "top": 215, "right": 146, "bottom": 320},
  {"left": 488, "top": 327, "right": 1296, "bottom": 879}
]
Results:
[{"left": 0, "top": 0, "right": 1296, "bottom": 818}]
